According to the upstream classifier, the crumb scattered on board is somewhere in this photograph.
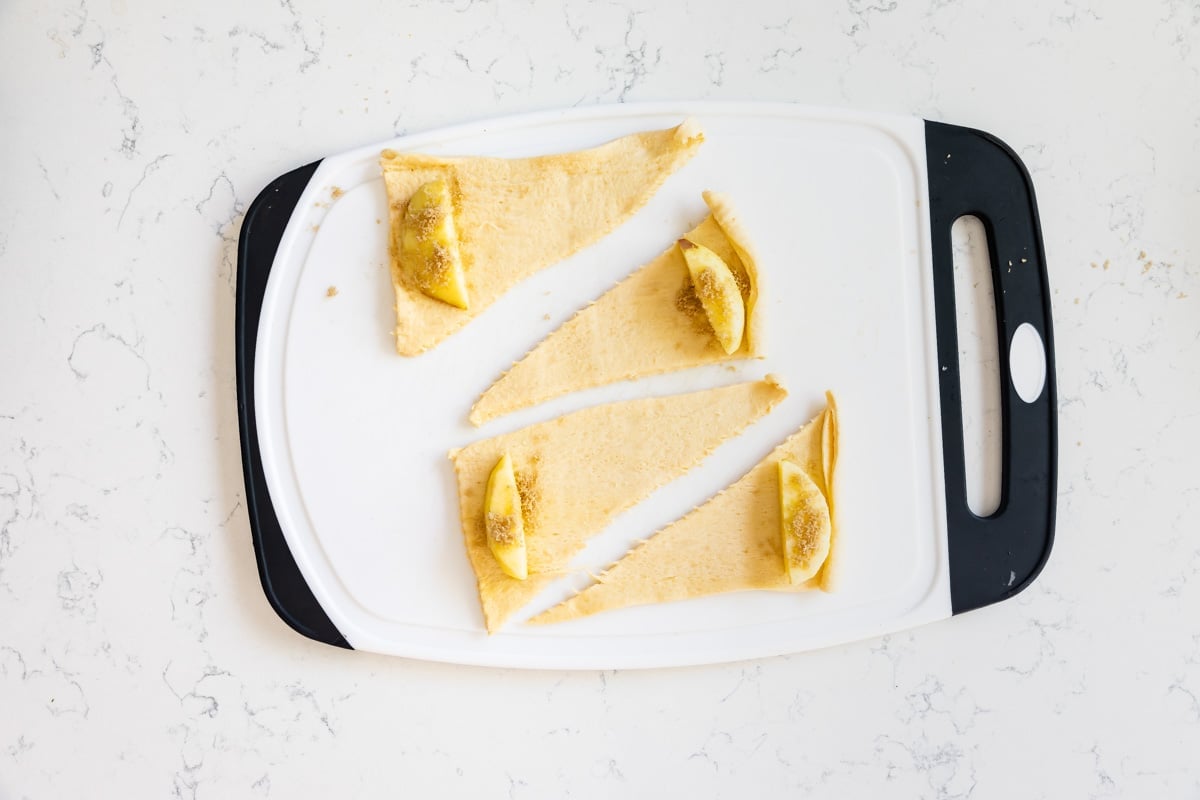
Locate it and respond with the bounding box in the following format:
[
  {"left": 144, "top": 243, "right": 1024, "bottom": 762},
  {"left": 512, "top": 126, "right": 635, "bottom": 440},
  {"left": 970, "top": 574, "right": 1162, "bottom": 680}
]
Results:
[
  {"left": 331, "top": 186, "right": 345, "bottom": 199},
  {"left": 326, "top": 286, "right": 338, "bottom": 298}
]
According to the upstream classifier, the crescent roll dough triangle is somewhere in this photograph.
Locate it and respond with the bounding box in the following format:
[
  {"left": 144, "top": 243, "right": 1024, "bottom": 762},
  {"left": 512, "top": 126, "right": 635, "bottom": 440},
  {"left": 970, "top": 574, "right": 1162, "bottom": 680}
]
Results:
[
  {"left": 531, "top": 392, "right": 839, "bottom": 626},
  {"left": 469, "top": 191, "right": 762, "bottom": 425},
  {"left": 449, "top": 378, "right": 787, "bottom": 633},
  {"left": 382, "top": 121, "right": 704, "bottom": 355}
]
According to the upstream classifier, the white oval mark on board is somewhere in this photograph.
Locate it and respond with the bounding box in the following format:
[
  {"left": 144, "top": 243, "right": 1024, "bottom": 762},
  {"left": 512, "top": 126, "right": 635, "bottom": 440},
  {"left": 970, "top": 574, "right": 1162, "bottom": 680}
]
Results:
[{"left": 1009, "top": 323, "right": 1047, "bottom": 404}]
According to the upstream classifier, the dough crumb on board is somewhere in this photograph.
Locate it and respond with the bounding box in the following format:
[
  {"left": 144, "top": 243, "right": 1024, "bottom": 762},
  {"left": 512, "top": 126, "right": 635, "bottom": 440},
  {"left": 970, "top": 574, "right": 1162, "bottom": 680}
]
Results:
[{"left": 326, "top": 286, "right": 338, "bottom": 298}]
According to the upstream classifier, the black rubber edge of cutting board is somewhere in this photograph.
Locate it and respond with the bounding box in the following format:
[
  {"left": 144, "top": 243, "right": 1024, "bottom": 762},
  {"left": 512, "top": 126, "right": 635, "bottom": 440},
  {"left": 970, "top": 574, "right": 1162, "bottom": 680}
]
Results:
[
  {"left": 236, "top": 159, "right": 352, "bottom": 650},
  {"left": 924, "top": 121, "right": 1058, "bottom": 614}
]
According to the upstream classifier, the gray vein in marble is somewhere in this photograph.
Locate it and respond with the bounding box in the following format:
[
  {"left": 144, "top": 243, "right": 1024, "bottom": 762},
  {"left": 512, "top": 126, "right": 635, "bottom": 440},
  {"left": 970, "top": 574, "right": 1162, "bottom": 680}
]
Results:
[
  {"left": 45, "top": 653, "right": 90, "bottom": 719},
  {"left": 285, "top": 683, "right": 336, "bottom": 736},
  {"left": 719, "top": 664, "right": 763, "bottom": 704},
  {"left": 65, "top": 0, "right": 88, "bottom": 37},
  {"left": 687, "top": 730, "right": 731, "bottom": 773},
  {"left": 599, "top": 758, "right": 625, "bottom": 781},
  {"left": 35, "top": 157, "right": 61, "bottom": 201},
  {"left": 562, "top": 4, "right": 586, "bottom": 41},
  {"left": 703, "top": 51, "right": 725, "bottom": 86},
  {"left": 246, "top": 28, "right": 286, "bottom": 54},
  {"left": 0, "top": 646, "right": 28, "bottom": 681},
  {"left": 57, "top": 562, "right": 103, "bottom": 621},
  {"left": 163, "top": 662, "right": 231, "bottom": 720},
  {"left": 118, "top": 153, "right": 171, "bottom": 229},
  {"left": 595, "top": 10, "right": 660, "bottom": 102},
  {"left": 89, "top": 40, "right": 106, "bottom": 68},
  {"left": 845, "top": 0, "right": 899, "bottom": 38},
  {"left": 875, "top": 734, "right": 975, "bottom": 800},
  {"left": 0, "top": 444, "right": 39, "bottom": 590},
  {"left": 280, "top": 0, "right": 325, "bottom": 72},
  {"left": 67, "top": 323, "right": 154, "bottom": 396},
  {"left": 195, "top": 172, "right": 245, "bottom": 292},
  {"left": 899, "top": 676, "right": 989, "bottom": 736},
  {"left": 505, "top": 772, "right": 528, "bottom": 800},
  {"left": 1051, "top": 0, "right": 1103, "bottom": 30},
  {"left": 107, "top": 74, "right": 142, "bottom": 159},
  {"left": 485, "top": 52, "right": 535, "bottom": 100},
  {"left": 760, "top": 45, "right": 803, "bottom": 72},
  {"left": 6, "top": 735, "right": 33, "bottom": 758},
  {"left": 1156, "top": 0, "right": 1200, "bottom": 68}
]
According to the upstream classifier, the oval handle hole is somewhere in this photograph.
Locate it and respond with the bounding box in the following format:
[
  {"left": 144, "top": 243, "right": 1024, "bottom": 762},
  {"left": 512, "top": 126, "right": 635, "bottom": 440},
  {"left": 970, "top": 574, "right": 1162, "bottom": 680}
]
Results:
[
  {"left": 951, "top": 215, "right": 1002, "bottom": 517},
  {"left": 1009, "top": 323, "right": 1047, "bottom": 404}
]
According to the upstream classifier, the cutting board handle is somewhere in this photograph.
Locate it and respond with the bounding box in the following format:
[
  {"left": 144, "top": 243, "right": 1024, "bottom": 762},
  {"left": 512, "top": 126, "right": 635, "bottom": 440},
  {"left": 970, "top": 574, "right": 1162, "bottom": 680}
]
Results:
[
  {"left": 924, "top": 121, "right": 1058, "bottom": 614},
  {"left": 236, "top": 161, "right": 352, "bottom": 649}
]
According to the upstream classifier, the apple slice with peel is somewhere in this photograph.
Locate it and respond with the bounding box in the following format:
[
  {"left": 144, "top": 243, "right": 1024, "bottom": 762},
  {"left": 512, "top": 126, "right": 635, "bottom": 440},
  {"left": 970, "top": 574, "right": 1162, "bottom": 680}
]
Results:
[
  {"left": 777, "top": 459, "right": 831, "bottom": 585},
  {"left": 484, "top": 453, "right": 527, "bottom": 580},
  {"left": 400, "top": 179, "right": 470, "bottom": 310},
  {"left": 678, "top": 238, "right": 745, "bottom": 354}
]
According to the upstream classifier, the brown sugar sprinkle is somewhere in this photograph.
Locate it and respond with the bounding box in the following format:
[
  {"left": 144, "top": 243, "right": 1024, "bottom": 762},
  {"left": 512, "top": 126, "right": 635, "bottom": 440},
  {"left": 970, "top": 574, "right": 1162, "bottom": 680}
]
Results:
[
  {"left": 674, "top": 280, "right": 713, "bottom": 335},
  {"left": 788, "top": 506, "right": 824, "bottom": 564},
  {"left": 694, "top": 268, "right": 721, "bottom": 305},
  {"left": 674, "top": 280, "right": 703, "bottom": 315},
  {"left": 695, "top": 268, "right": 738, "bottom": 320},
  {"left": 676, "top": 283, "right": 710, "bottom": 335},
  {"left": 516, "top": 472, "right": 539, "bottom": 530},
  {"left": 408, "top": 206, "right": 442, "bottom": 239},
  {"left": 486, "top": 512, "right": 516, "bottom": 545}
]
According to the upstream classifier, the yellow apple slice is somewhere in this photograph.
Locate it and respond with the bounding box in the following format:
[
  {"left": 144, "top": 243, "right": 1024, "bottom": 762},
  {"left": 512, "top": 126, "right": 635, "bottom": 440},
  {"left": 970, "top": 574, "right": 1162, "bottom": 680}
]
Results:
[
  {"left": 399, "top": 179, "right": 469, "bottom": 310},
  {"left": 484, "top": 453, "right": 527, "bottom": 580},
  {"left": 678, "top": 238, "right": 745, "bottom": 354},
  {"left": 777, "top": 459, "right": 831, "bottom": 585}
]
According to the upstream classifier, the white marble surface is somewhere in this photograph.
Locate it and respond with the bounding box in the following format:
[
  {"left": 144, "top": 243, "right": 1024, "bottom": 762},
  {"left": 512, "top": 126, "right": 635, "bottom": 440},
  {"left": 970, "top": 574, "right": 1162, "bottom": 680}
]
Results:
[{"left": 1, "top": 0, "right": 1198, "bottom": 796}]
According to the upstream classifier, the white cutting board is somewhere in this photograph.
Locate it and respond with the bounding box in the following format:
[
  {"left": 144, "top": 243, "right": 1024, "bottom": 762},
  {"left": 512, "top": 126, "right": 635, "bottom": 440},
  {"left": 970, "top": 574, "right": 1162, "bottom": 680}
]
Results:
[{"left": 254, "top": 103, "right": 950, "bottom": 668}]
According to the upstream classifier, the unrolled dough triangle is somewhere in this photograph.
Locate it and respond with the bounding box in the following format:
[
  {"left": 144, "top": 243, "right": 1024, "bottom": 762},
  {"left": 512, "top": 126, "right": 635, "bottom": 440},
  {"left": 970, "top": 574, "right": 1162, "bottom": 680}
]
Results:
[
  {"left": 450, "top": 378, "right": 787, "bottom": 633},
  {"left": 532, "top": 392, "right": 839, "bottom": 626},
  {"left": 382, "top": 121, "right": 704, "bottom": 355},
  {"left": 470, "top": 191, "right": 762, "bottom": 425}
]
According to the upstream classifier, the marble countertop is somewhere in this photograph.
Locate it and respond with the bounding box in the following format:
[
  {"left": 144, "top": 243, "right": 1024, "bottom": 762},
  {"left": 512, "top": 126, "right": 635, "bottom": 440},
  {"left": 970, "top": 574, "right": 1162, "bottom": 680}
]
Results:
[{"left": 2, "top": 0, "right": 1198, "bottom": 796}]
